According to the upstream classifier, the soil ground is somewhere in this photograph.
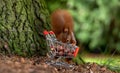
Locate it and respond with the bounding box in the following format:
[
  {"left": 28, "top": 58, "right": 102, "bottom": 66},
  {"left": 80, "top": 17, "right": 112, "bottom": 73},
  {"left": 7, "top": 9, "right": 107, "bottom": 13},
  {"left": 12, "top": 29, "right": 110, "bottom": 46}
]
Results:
[{"left": 0, "top": 55, "right": 116, "bottom": 73}]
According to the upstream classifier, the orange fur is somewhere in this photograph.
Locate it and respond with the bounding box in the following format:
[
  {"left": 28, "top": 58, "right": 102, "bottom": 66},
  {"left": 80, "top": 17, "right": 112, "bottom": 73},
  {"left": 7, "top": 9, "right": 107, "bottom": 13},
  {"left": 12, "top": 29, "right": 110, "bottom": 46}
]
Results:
[{"left": 51, "top": 9, "right": 76, "bottom": 45}]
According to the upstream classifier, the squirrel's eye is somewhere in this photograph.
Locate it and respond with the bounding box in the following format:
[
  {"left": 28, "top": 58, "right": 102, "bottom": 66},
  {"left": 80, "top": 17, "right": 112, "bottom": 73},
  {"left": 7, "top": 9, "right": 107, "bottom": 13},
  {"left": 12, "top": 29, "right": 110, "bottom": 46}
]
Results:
[{"left": 64, "top": 28, "right": 68, "bottom": 33}]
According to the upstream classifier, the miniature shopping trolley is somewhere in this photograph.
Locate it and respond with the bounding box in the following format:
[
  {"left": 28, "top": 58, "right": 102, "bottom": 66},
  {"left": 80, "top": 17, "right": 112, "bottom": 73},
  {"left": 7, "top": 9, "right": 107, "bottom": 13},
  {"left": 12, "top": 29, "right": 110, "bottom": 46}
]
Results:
[{"left": 43, "top": 30, "right": 79, "bottom": 59}]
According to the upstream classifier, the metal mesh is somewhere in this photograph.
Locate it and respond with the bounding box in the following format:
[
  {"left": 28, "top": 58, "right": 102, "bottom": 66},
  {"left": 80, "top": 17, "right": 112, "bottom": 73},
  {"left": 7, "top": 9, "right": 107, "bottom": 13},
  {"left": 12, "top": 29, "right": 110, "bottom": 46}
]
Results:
[{"left": 44, "top": 30, "right": 78, "bottom": 58}]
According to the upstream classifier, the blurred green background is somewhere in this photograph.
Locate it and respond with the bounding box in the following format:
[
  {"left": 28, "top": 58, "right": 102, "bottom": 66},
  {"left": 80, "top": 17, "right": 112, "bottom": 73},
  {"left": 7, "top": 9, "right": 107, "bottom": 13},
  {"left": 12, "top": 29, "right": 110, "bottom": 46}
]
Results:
[{"left": 46, "top": 0, "right": 120, "bottom": 54}]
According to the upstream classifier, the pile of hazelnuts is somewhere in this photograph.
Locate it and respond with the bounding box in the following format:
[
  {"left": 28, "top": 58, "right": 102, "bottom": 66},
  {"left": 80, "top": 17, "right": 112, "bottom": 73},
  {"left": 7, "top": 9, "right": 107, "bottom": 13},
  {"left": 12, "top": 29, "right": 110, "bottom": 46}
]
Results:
[{"left": 52, "top": 43, "right": 75, "bottom": 57}]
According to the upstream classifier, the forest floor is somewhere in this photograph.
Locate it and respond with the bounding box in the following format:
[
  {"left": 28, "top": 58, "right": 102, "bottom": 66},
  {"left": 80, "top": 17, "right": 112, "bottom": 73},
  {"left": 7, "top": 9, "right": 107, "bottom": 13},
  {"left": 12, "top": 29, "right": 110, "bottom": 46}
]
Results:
[{"left": 0, "top": 54, "right": 117, "bottom": 73}]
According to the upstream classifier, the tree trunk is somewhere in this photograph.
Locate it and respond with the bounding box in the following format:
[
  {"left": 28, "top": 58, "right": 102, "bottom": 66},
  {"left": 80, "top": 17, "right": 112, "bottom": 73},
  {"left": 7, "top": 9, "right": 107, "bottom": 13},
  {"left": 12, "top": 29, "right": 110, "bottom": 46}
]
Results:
[{"left": 0, "top": 0, "right": 51, "bottom": 56}]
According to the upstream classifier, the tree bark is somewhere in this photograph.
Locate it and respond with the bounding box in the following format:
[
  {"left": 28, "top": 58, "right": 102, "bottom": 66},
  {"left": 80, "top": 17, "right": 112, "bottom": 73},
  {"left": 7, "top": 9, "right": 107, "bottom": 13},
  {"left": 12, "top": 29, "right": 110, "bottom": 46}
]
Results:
[{"left": 0, "top": 0, "right": 51, "bottom": 56}]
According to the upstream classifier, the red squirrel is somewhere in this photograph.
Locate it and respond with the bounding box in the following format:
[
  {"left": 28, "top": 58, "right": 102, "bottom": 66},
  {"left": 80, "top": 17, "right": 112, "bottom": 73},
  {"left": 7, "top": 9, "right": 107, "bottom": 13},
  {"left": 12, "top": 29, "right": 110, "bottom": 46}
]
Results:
[{"left": 51, "top": 9, "right": 76, "bottom": 45}]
